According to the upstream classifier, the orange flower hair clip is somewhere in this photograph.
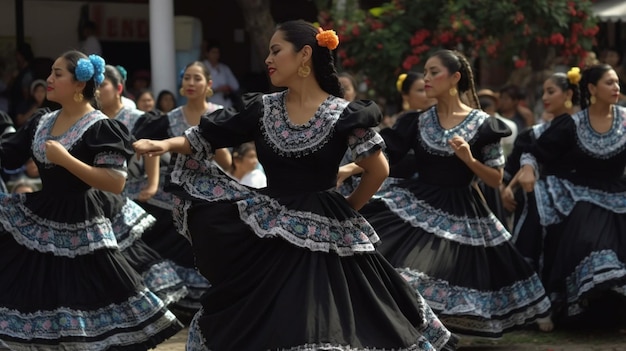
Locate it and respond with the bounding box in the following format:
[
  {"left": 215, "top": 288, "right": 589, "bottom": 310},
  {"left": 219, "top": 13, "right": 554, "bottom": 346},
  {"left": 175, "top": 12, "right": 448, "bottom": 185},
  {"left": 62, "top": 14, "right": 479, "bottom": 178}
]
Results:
[{"left": 316, "top": 27, "right": 339, "bottom": 50}]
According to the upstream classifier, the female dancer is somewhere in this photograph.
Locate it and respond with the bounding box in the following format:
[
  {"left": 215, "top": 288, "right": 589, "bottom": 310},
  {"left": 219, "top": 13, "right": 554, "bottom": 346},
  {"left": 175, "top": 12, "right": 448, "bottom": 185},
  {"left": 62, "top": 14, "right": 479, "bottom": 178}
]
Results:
[
  {"left": 502, "top": 69, "right": 579, "bottom": 274},
  {"left": 131, "top": 61, "right": 231, "bottom": 315},
  {"left": 518, "top": 64, "right": 626, "bottom": 326},
  {"left": 0, "top": 50, "right": 182, "bottom": 349},
  {"left": 100, "top": 64, "right": 188, "bottom": 305},
  {"left": 360, "top": 49, "right": 551, "bottom": 338},
  {"left": 134, "top": 20, "right": 455, "bottom": 350}
]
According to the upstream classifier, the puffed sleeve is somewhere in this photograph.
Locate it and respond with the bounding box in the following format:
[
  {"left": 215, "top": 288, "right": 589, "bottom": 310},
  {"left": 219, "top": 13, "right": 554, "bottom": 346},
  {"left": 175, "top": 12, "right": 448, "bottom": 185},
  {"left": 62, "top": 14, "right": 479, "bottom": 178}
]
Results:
[
  {"left": 84, "top": 118, "right": 135, "bottom": 174},
  {"left": 478, "top": 116, "right": 512, "bottom": 169},
  {"left": 520, "top": 115, "right": 575, "bottom": 172},
  {"left": 131, "top": 110, "right": 170, "bottom": 140},
  {"left": 184, "top": 93, "right": 263, "bottom": 160},
  {"left": 379, "top": 110, "right": 421, "bottom": 165},
  {"left": 334, "top": 100, "right": 386, "bottom": 162},
  {"left": 0, "top": 108, "right": 49, "bottom": 170}
]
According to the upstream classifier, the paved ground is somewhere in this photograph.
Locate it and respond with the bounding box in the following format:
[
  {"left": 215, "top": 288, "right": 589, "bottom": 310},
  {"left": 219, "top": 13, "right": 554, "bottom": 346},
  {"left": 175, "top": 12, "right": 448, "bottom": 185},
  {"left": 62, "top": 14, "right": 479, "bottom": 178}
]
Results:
[{"left": 154, "top": 327, "right": 626, "bottom": 351}]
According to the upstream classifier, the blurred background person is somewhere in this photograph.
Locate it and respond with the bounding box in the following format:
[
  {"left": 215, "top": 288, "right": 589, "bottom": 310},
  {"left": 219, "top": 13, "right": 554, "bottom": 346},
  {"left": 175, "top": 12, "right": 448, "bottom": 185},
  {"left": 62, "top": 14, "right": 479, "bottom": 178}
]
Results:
[
  {"left": 201, "top": 40, "right": 241, "bottom": 109},
  {"left": 135, "top": 88, "right": 156, "bottom": 113},
  {"left": 156, "top": 89, "right": 177, "bottom": 114}
]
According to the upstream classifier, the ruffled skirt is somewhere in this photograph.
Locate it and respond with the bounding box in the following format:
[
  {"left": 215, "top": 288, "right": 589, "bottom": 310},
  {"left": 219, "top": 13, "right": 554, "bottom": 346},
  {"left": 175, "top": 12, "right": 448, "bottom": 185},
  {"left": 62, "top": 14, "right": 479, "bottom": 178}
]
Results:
[{"left": 361, "top": 181, "right": 551, "bottom": 338}]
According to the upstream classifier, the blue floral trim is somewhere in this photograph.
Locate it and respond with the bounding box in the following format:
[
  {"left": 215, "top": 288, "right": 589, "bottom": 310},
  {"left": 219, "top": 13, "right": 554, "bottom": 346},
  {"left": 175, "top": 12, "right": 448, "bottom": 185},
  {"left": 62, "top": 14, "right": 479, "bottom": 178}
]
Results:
[
  {"left": 565, "top": 249, "right": 626, "bottom": 316},
  {"left": 167, "top": 107, "right": 192, "bottom": 137},
  {"left": 114, "top": 107, "right": 143, "bottom": 131},
  {"left": 236, "top": 195, "right": 380, "bottom": 256},
  {"left": 111, "top": 198, "right": 156, "bottom": 250},
  {"left": 261, "top": 91, "right": 350, "bottom": 158},
  {"left": 375, "top": 187, "right": 511, "bottom": 246},
  {"left": 185, "top": 127, "right": 215, "bottom": 161},
  {"left": 519, "top": 153, "right": 539, "bottom": 178},
  {"left": 419, "top": 108, "right": 487, "bottom": 156},
  {"left": 185, "top": 309, "right": 435, "bottom": 351},
  {"left": 482, "top": 142, "right": 505, "bottom": 168},
  {"left": 398, "top": 268, "right": 551, "bottom": 333},
  {"left": 531, "top": 122, "right": 551, "bottom": 140},
  {"left": 142, "top": 260, "right": 189, "bottom": 306},
  {"left": 348, "top": 128, "right": 385, "bottom": 162},
  {"left": 173, "top": 264, "right": 211, "bottom": 289},
  {"left": 573, "top": 106, "right": 626, "bottom": 159},
  {"left": 186, "top": 308, "right": 208, "bottom": 351},
  {"left": 535, "top": 176, "right": 626, "bottom": 226},
  {"left": 0, "top": 288, "right": 178, "bottom": 350},
  {"left": 94, "top": 151, "right": 128, "bottom": 170},
  {"left": 124, "top": 177, "right": 174, "bottom": 210},
  {"left": 33, "top": 110, "right": 106, "bottom": 165},
  {"left": 0, "top": 193, "right": 117, "bottom": 257}
]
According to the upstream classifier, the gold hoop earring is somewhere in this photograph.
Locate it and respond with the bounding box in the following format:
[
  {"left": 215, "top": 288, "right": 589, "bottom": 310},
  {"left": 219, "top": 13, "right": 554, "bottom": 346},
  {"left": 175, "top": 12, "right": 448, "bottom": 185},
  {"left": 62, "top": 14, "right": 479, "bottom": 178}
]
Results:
[
  {"left": 179, "top": 87, "right": 185, "bottom": 97},
  {"left": 73, "top": 92, "right": 84, "bottom": 103},
  {"left": 590, "top": 95, "right": 596, "bottom": 105},
  {"left": 449, "top": 87, "right": 457, "bottom": 96},
  {"left": 564, "top": 100, "right": 572, "bottom": 109},
  {"left": 206, "top": 88, "right": 213, "bottom": 98},
  {"left": 298, "top": 65, "right": 311, "bottom": 78}
]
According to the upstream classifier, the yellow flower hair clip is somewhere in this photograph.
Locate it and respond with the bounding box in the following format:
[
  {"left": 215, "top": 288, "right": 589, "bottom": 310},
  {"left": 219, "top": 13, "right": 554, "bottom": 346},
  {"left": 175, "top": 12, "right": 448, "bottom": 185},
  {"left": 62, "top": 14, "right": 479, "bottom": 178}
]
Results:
[
  {"left": 567, "top": 67, "right": 581, "bottom": 85},
  {"left": 316, "top": 27, "right": 339, "bottom": 51},
  {"left": 396, "top": 73, "right": 407, "bottom": 93}
]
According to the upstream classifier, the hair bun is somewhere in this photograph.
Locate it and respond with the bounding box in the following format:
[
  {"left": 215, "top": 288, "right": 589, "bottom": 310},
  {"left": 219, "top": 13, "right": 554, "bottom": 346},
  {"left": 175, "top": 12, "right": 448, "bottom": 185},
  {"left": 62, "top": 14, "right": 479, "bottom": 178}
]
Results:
[{"left": 316, "top": 27, "right": 339, "bottom": 50}]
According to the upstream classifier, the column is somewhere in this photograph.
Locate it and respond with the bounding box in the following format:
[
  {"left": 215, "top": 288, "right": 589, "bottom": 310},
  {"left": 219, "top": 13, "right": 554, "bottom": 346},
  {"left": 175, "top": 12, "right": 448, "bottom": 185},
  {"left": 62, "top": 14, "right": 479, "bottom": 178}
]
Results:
[{"left": 149, "top": 0, "right": 176, "bottom": 96}]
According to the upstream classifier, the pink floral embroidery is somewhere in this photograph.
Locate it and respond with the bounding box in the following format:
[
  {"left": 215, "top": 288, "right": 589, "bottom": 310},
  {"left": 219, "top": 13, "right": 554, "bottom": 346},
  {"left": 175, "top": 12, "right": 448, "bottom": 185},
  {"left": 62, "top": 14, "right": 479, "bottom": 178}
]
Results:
[
  {"left": 185, "top": 159, "right": 200, "bottom": 170},
  {"left": 212, "top": 186, "right": 225, "bottom": 197}
]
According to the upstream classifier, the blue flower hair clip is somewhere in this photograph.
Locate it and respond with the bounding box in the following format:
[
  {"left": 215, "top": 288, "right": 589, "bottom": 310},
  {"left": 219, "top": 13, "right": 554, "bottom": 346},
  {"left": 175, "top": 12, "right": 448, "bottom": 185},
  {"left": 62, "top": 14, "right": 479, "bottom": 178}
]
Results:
[
  {"left": 116, "top": 65, "right": 128, "bottom": 81},
  {"left": 89, "top": 54, "right": 106, "bottom": 85},
  {"left": 179, "top": 68, "right": 185, "bottom": 81},
  {"left": 75, "top": 58, "right": 95, "bottom": 82}
]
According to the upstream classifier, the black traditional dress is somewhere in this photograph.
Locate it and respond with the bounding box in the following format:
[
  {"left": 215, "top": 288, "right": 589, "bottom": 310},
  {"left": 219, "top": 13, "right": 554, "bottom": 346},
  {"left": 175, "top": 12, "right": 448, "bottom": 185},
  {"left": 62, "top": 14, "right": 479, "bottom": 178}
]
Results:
[
  {"left": 166, "top": 92, "right": 455, "bottom": 350},
  {"left": 112, "top": 106, "right": 188, "bottom": 306},
  {"left": 361, "top": 108, "right": 551, "bottom": 338},
  {"left": 130, "top": 105, "right": 221, "bottom": 312},
  {"left": 504, "top": 119, "right": 554, "bottom": 272},
  {"left": 0, "top": 109, "right": 183, "bottom": 350},
  {"left": 522, "top": 106, "right": 626, "bottom": 317}
]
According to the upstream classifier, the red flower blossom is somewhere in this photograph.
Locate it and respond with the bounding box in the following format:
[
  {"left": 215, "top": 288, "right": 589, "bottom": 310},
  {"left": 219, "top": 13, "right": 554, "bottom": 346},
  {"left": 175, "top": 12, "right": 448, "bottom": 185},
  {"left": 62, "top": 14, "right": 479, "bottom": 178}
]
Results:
[
  {"left": 402, "top": 55, "right": 420, "bottom": 70},
  {"left": 514, "top": 59, "right": 527, "bottom": 68}
]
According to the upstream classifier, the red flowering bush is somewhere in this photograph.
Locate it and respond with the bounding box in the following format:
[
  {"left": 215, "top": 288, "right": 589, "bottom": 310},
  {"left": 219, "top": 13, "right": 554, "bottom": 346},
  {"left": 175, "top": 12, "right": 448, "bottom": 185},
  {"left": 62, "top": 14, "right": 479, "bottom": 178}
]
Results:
[{"left": 321, "top": 0, "right": 598, "bottom": 102}]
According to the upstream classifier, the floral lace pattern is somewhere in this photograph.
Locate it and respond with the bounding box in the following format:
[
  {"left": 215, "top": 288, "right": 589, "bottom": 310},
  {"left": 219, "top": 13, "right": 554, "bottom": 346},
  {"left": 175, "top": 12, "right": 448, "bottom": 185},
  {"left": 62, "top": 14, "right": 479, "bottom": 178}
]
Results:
[
  {"left": 565, "top": 249, "right": 626, "bottom": 316},
  {"left": 114, "top": 107, "right": 144, "bottom": 131},
  {"left": 349, "top": 128, "right": 385, "bottom": 162},
  {"left": 94, "top": 151, "right": 128, "bottom": 170},
  {"left": 236, "top": 195, "right": 380, "bottom": 256},
  {"left": 111, "top": 197, "right": 156, "bottom": 250},
  {"left": 185, "top": 309, "right": 435, "bottom": 351},
  {"left": 0, "top": 288, "right": 178, "bottom": 350},
  {"left": 399, "top": 268, "right": 550, "bottom": 334},
  {"left": 32, "top": 110, "right": 106, "bottom": 165},
  {"left": 142, "top": 260, "right": 188, "bottom": 306},
  {"left": 0, "top": 193, "right": 117, "bottom": 257},
  {"left": 482, "top": 142, "right": 505, "bottom": 168},
  {"left": 419, "top": 108, "right": 487, "bottom": 156},
  {"left": 573, "top": 106, "right": 626, "bottom": 159},
  {"left": 260, "top": 91, "right": 350, "bottom": 157},
  {"left": 535, "top": 175, "right": 626, "bottom": 226},
  {"left": 375, "top": 187, "right": 511, "bottom": 246}
]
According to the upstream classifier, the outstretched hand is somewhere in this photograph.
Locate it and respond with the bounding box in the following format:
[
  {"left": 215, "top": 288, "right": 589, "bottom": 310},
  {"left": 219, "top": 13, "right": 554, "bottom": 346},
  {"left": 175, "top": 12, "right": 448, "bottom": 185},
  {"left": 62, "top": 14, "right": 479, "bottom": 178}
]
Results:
[{"left": 133, "top": 139, "right": 169, "bottom": 160}]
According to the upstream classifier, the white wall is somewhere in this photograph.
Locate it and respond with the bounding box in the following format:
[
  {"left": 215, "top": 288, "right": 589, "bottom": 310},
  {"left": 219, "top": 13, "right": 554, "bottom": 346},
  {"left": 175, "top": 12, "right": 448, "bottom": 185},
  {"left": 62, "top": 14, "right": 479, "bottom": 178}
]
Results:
[{"left": 0, "top": 0, "right": 83, "bottom": 59}]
